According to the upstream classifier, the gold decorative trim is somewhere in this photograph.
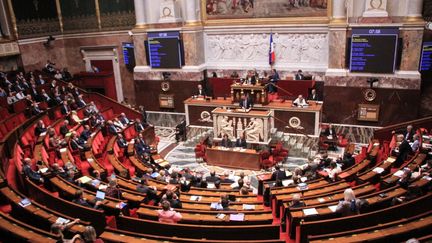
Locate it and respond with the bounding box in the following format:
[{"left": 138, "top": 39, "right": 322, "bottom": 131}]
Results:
[
  {"left": 6, "top": 0, "right": 17, "bottom": 39},
  {"left": 55, "top": 0, "right": 63, "bottom": 33},
  {"left": 330, "top": 17, "right": 346, "bottom": 23},
  {"left": 95, "top": 0, "right": 102, "bottom": 30},
  {"left": 184, "top": 21, "right": 203, "bottom": 27},
  {"left": 135, "top": 23, "right": 150, "bottom": 29},
  {"left": 404, "top": 16, "right": 425, "bottom": 23},
  {"left": 200, "top": 0, "right": 332, "bottom": 26}
]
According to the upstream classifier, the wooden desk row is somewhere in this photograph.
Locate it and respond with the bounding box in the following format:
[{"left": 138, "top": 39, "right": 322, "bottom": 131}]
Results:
[
  {"left": 101, "top": 227, "right": 285, "bottom": 243},
  {"left": 0, "top": 210, "right": 58, "bottom": 243},
  {"left": 136, "top": 207, "right": 274, "bottom": 225},
  {"left": 0, "top": 186, "right": 88, "bottom": 235},
  {"left": 286, "top": 186, "right": 407, "bottom": 241},
  {"left": 382, "top": 153, "right": 427, "bottom": 188},
  {"left": 300, "top": 192, "right": 432, "bottom": 243}
]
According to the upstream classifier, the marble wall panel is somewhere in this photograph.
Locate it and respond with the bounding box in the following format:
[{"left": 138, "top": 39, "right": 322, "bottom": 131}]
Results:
[
  {"left": 182, "top": 30, "right": 205, "bottom": 66},
  {"left": 132, "top": 33, "right": 147, "bottom": 66},
  {"left": 325, "top": 76, "right": 421, "bottom": 90},
  {"left": 400, "top": 29, "right": 424, "bottom": 71},
  {"left": 134, "top": 80, "right": 200, "bottom": 112},
  {"left": 323, "top": 86, "right": 420, "bottom": 126},
  {"left": 328, "top": 29, "right": 347, "bottom": 69}
]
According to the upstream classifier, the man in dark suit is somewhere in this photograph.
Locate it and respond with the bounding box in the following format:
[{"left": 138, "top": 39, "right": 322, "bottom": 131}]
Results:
[
  {"left": 220, "top": 134, "right": 232, "bottom": 148},
  {"left": 119, "top": 113, "right": 130, "bottom": 126},
  {"left": 235, "top": 134, "right": 247, "bottom": 148},
  {"left": 34, "top": 120, "right": 47, "bottom": 137},
  {"left": 134, "top": 118, "right": 145, "bottom": 133},
  {"left": 294, "top": 70, "right": 305, "bottom": 80},
  {"left": 271, "top": 165, "right": 286, "bottom": 181},
  {"left": 324, "top": 124, "right": 336, "bottom": 137},
  {"left": 60, "top": 101, "right": 70, "bottom": 115},
  {"left": 135, "top": 134, "right": 150, "bottom": 157},
  {"left": 59, "top": 120, "right": 70, "bottom": 137},
  {"left": 75, "top": 94, "right": 86, "bottom": 108},
  {"left": 29, "top": 84, "right": 41, "bottom": 101},
  {"left": 30, "top": 102, "right": 43, "bottom": 116},
  {"left": 339, "top": 152, "right": 355, "bottom": 170},
  {"left": 139, "top": 106, "right": 148, "bottom": 124},
  {"left": 307, "top": 89, "right": 320, "bottom": 101},
  {"left": 220, "top": 171, "right": 234, "bottom": 183},
  {"left": 22, "top": 158, "right": 44, "bottom": 183},
  {"left": 319, "top": 152, "right": 333, "bottom": 169},
  {"left": 69, "top": 132, "right": 84, "bottom": 151},
  {"left": 205, "top": 171, "right": 220, "bottom": 183},
  {"left": 403, "top": 125, "right": 415, "bottom": 142},
  {"left": 175, "top": 120, "right": 186, "bottom": 143},
  {"left": 394, "top": 134, "right": 413, "bottom": 167},
  {"left": 79, "top": 125, "right": 91, "bottom": 142},
  {"left": 239, "top": 94, "right": 253, "bottom": 109},
  {"left": 117, "top": 134, "right": 128, "bottom": 148},
  {"left": 245, "top": 70, "right": 257, "bottom": 85},
  {"left": 107, "top": 120, "right": 119, "bottom": 135},
  {"left": 196, "top": 84, "right": 206, "bottom": 97},
  {"left": 40, "top": 89, "right": 55, "bottom": 107}
]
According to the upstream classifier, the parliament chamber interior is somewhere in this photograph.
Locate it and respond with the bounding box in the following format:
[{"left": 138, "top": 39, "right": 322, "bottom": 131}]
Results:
[{"left": 1, "top": 0, "right": 432, "bottom": 242}]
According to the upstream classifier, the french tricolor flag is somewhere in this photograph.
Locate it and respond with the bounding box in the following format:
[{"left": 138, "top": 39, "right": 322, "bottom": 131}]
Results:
[{"left": 269, "top": 32, "right": 275, "bottom": 65}]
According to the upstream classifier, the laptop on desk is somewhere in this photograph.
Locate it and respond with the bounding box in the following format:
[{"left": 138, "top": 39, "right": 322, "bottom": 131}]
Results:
[{"left": 95, "top": 190, "right": 105, "bottom": 201}]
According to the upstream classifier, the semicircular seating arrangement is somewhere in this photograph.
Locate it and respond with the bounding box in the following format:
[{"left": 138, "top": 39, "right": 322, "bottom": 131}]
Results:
[{"left": 0, "top": 70, "right": 431, "bottom": 243}]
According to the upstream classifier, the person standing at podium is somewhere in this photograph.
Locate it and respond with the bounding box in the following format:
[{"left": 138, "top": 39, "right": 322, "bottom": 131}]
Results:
[
  {"left": 220, "top": 134, "right": 232, "bottom": 148},
  {"left": 245, "top": 70, "right": 257, "bottom": 85},
  {"left": 196, "top": 84, "right": 206, "bottom": 97},
  {"left": 235, "top": 134, "right": 247, "bottom": 148},
  {"left": 294, "top": 70, "right": 305, "bottom": 80},
  {"left": 307, "top": 89, "right": 320, "bottom": 101},
  {"left": 240, "top": 94, "right": 253, "bottom": 110}
]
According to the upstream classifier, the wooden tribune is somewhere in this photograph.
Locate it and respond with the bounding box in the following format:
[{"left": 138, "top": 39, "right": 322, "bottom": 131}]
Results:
[
  {"left": 212, "top": 108, "right": 272, "bottom": 145},
  {"left": 231, "top": 83, "right": 268, "bottom": 105}
]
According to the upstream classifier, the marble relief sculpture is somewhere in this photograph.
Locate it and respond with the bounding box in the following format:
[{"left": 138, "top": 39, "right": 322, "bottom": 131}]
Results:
[
  {"left": 244, "top": 118, "right": 264, "bottom": 142},
  {"left": 217, "top": 116, "right": 234, "bottom": 139},
  {"left": 206, "top": 33, "right": 328, "bottom": 67}
]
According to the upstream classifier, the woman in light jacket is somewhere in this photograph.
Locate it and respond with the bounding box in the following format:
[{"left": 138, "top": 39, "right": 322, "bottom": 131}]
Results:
[{"left": 157, "top": 200, "right": 182, "bottom": 223}]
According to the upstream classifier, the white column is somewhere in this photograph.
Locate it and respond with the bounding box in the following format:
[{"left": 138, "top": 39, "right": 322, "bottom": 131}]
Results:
[
  {"left": 184, "top": 0, "right": 199, "bottom": 23},
  {"left": 134, "top": 0, "right": 146, "bottom": 27},
  {"left": 407, "top": 0, "right": 423, "bottom": 18},
  {"left": 332, "top": 0, "right": 347, "bottom": 19}
]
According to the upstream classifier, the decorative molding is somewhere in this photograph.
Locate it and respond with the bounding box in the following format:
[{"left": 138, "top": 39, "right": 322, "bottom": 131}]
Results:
[{"left": 0, "top": 41, "right": 19, "bottom": 57}]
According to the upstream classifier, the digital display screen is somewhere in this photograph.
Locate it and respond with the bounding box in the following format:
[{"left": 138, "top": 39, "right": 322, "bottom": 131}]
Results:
[
  {"left": 420, "top": 42, "right": 432, "bottom": 71},
  {"left": 122, "top": 42, "right": 135, "bottom": 68},
  {"left": 147, "top": 31, "right": 182, "bottom": 69},
  {"left": 349, "top": 28, "right": 399, "bottom": 74}
]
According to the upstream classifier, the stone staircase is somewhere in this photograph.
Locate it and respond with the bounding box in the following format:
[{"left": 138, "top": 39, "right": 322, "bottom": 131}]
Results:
[{"left": 270, "top": 129, "right": 319, "bottom": 159}]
